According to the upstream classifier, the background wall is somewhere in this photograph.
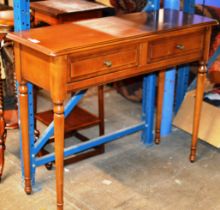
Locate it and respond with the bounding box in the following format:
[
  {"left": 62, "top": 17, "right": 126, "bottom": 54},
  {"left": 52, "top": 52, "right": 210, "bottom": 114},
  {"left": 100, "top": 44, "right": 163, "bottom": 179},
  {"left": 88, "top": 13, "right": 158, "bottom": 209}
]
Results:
[{"left": 196, "top": 0, "right": 220, "bottom": 7}]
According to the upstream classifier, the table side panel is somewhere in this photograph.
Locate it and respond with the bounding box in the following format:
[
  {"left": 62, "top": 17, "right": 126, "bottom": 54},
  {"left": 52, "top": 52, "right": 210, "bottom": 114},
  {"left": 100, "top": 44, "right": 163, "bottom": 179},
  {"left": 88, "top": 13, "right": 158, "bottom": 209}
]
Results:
[{"left": 20, "top": 46, "right": 51, "bottom": 91}]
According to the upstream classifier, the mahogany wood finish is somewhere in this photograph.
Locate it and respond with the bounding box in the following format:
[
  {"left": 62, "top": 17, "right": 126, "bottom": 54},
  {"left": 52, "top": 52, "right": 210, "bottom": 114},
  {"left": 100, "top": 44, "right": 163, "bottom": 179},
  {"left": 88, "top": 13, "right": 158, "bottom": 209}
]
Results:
[
  {"left": 8, "top": 9, "right": 217, "bottom": 210},
  {"left": 30, "top": 0, "right": 109, "bottom": 25}
]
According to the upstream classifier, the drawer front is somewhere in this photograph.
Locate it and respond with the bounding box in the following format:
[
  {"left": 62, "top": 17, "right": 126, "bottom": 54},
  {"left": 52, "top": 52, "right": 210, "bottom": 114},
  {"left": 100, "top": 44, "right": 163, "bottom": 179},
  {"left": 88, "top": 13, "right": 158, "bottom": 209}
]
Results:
[
  {"left": 148, "top": 31, "right": 204, "bottom": 63},
  {"left": 68, "top": 44, "right": 139, "bottom": 82}
]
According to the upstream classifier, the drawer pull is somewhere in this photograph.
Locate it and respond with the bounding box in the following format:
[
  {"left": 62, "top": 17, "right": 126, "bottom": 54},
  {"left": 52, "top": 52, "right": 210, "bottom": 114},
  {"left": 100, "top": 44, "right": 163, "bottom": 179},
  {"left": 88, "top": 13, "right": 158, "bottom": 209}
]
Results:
[
  {"left": 104, "top": 60, "right": 112, "bottom": 67},
  {"left": 176, "top": 44, "right": 185, "bottom": 50}
]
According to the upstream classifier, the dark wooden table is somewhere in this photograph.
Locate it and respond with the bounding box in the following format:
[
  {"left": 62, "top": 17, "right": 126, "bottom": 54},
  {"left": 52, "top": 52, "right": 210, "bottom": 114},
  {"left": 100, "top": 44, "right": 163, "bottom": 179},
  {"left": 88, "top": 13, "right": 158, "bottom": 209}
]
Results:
[
  {"left": 8, "top": 9, "right": 217, "bottom": 210},
  {"left": 30, "top": 0, "right": 109, "bottom": 25}
]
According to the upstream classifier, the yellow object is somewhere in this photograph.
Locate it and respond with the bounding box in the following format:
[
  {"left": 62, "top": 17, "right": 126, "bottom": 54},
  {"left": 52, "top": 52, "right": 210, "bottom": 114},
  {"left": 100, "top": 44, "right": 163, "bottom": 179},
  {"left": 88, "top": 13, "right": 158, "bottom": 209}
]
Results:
[{"left": 96, "top": 0, "right": 112, "bottom": 7}]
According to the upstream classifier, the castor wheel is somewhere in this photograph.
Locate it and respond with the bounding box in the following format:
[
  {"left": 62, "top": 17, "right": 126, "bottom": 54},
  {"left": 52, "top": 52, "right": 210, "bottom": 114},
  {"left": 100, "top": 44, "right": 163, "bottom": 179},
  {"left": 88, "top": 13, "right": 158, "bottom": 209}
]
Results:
[{"left": 45, "top": 162, "right": 53, "bottom": 170}]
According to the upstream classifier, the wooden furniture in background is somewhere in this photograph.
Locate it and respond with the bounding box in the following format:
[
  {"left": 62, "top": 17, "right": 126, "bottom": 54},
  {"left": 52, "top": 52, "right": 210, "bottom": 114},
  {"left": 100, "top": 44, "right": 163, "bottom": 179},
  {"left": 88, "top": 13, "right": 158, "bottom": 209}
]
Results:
[
  {"left": 0, "top": 1, "right": 12, "bottom": 10},
  {"left": 209, "top": 61, "right": 220, "bottom": 83},
  {"left": 8, "top": 9, "right": 217, "bottom": 210},
  {"left": 0, "top": 10, "right": 18, "bottom": 182},
  {"left": 30, "top": 0, "right": 109, "bottom": 25}
]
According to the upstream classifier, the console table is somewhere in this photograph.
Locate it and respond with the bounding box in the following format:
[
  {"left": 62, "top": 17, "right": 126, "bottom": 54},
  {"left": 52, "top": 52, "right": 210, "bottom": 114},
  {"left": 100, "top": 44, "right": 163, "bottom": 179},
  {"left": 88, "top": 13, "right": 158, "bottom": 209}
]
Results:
[{"left": 7, "top": 9, "right": 217, "bottom": 210}]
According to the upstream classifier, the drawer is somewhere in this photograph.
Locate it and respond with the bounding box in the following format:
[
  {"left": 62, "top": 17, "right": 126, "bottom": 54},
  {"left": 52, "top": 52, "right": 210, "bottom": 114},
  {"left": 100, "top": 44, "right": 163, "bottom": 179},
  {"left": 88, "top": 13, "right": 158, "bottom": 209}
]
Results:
[
  {"left": 148, "top": 31, "right": 204, "bottom": 63},
  {"left": 68, "top": 44, "right": 139, "bottom": 81}
]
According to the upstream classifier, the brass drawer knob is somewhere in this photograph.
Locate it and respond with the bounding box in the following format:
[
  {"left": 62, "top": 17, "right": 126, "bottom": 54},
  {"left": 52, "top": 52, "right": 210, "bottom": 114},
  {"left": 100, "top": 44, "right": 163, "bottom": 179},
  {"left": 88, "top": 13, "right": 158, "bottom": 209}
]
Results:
[
  {"left": 104, "top": 60, "right": 112, "bottom": 67},
  {"left": 176, "top": 44, "right": 185, "bottom": 50}
]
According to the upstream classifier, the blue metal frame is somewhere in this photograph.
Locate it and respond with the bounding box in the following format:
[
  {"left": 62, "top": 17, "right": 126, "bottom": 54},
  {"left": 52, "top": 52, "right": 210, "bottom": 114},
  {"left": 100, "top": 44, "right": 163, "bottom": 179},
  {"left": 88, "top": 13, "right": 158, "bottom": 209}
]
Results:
[
  {"left": 141, "top": 0, "right": 160, "bottom": 145},
  {"left": 196, "top": 0, "right": 220, "bottom": 7},
  {"left": 144, "top": 0, "right": 160, "bottom": 11},
  {"left": 13, "top": 0, "right": 36, "bottom": 184},
  {"left": 13, "top": 0, "right": 30, "bottom": 32},
  {"left": 184, "top": 0, "right": 196, "bottom": 14},
  {"left": 36, "top": 123, "right": 145, "bottom": 166},
  {"left": 161, "top": 69, "right": 176, "bottom": 136},
  {"left": 141, "top": 74, "right": 156, "bottom": 145},
  {"left": 174, "top": 0, "right": 195, "bottom": 114},
  {"left": 27, "top": 83, "right": 36, "bottom": 184},
  {"left": 174, "top": 65, "right": 190, "bottom": 113},
  {"left": 160, "top": 0, "right": 180, "bottom": 136},
  {"left": 161, "top": 0, "right": 197, "bottom": 135}
]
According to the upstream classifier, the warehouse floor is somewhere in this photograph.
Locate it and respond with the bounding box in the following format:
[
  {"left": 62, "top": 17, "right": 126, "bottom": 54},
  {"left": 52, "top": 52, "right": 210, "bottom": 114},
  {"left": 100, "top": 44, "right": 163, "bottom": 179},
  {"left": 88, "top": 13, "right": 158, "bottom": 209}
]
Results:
[{"left": 1, "top": 87, "right": 220, "bottom": 210}]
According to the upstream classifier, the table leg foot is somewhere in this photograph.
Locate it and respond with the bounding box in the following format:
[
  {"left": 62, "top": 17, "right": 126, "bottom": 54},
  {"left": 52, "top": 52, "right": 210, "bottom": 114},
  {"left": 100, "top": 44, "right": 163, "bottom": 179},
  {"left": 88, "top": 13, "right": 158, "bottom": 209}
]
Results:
[
  {"left": 155, "top": 129, "right": 160, "bottom": 144},
  {"left": 190, "top": 156, "right": 196, "bottom": 163},
  {"left": 189, "top": 147, "right": 196, "bottom": 163},
  {"left": 57, "top": 203, "right": 63, "bottom": 210},
  {"left": 24, "top": 177, "right": 32, "bottom": 194},
  {"left": 25, "top": 186, "right": 32, "bottom": 194},
  {"left": 25, "top": 190, "right": 32, "bottom": 195}
]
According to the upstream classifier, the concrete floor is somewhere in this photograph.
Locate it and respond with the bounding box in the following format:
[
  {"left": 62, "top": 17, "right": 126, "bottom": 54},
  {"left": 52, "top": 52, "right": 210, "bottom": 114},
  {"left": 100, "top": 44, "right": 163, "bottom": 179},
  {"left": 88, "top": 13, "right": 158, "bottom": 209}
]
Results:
[{"left": 1, "top": 87, "right": 220, "bottom": 210}]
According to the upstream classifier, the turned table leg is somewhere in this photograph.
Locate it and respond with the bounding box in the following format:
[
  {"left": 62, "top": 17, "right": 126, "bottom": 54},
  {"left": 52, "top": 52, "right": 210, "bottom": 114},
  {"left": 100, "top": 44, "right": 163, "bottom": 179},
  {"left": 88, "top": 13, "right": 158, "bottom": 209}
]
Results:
[
  {"left": 155, "top": 71, "right": 165, "bottom": 144},
  {"left": 19, "top": 81, "right": 32, "bottom": 194},
  {"left": 54, "top": 102, "right": 64, "bottom": 210},
  {"left": 190, "top": 62, "right": 207, "bottom": 162}
]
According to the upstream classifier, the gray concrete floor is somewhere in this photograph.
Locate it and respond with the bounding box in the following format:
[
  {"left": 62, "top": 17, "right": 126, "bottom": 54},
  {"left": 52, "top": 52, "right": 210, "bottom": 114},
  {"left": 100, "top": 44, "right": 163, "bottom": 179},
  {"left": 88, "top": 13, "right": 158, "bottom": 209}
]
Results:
[{"left": 1, "top": 87, "right": 220, "bottom": 210}]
